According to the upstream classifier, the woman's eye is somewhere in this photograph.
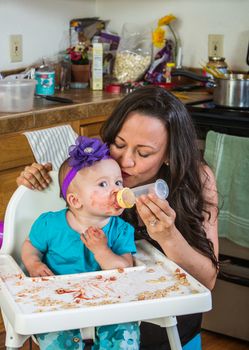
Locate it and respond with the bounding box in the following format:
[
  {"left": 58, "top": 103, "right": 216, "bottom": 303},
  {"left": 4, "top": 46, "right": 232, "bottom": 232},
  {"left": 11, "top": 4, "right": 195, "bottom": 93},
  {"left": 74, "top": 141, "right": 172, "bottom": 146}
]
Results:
[
  {"left": 115, "top": 180, "right": 123, "bottom": 187},
  {"left": 99, "top": 181, "right": 108, "bottom": 188},
  {"left": 114, "top": 142, "right": 125, "bottom": 149},
  {"left": 138, "top": 152, "right": 150, "bottom": 158}
]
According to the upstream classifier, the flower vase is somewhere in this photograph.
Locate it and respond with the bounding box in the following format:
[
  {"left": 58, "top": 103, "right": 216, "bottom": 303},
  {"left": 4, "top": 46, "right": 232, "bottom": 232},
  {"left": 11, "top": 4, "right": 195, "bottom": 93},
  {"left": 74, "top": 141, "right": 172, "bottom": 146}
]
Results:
[
  {"left": 71, "top": 64, "right": 90, "bottom": 84},
  {"left": 166, "top": 24, "right": 178, "bottom": 63}
]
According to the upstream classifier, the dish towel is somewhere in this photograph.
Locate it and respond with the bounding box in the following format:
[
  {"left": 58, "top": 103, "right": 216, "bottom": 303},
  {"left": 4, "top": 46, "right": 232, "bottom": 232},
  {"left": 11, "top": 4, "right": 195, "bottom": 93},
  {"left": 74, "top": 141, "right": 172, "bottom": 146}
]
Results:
[
  {"left": 204, "top": 130, "right": 249, "bottom": 248},
  {"left": 24, "top": 125, "right": 77, "bottom": 170}
]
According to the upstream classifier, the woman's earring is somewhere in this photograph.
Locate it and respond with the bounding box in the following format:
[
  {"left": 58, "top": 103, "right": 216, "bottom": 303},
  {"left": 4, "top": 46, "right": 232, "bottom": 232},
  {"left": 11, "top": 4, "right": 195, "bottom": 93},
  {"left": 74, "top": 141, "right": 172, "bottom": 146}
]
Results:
[{"left": 166, "top": 161, "right": 170, "bottom": 166}]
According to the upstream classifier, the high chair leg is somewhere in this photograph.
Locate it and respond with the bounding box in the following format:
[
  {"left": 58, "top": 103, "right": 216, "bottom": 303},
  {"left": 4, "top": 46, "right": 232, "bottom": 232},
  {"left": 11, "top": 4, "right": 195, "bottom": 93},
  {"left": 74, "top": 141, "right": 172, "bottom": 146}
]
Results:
[
  {"left": 144, "top": 316, "right": 182, "bottom": 350},
  {"left": 80, "top": 326, "right": 95, "bottom": 342},
  {"left": 2, "top": 311, "right": 30, "bottom": 349}
]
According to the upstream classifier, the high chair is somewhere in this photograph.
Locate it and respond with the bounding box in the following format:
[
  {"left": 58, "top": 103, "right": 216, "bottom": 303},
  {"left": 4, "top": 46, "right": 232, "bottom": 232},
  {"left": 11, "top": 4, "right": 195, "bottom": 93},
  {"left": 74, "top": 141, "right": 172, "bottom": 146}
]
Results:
[
  {"left": 0, "top": 171, "right": 94, "bottom": 348},
  {"left": 0, "top": 172, "right": 211, "bottom": 350}
]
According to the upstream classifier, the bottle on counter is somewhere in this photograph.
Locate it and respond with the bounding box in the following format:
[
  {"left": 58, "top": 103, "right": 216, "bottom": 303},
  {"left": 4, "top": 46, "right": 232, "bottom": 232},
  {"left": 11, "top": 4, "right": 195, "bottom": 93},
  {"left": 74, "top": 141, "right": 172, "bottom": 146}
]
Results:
[
  {"left": 164, "top": 62, "right": 176, "bottom": 83},
  {"left": 206, "top": 56, "right": 228, "bottom": 77},
  {"left": 91, "top": 43, "right": 103, "bottom": 90},
  {"left": 35, "top": 64, "right": 55, "bottom": 96}
]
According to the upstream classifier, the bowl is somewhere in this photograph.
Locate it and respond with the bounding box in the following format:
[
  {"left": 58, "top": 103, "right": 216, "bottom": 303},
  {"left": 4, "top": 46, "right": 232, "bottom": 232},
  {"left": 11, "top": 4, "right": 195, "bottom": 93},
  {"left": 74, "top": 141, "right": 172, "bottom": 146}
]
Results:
[{"left": 0, "top": 79, "right": 37, "bottom": 112}]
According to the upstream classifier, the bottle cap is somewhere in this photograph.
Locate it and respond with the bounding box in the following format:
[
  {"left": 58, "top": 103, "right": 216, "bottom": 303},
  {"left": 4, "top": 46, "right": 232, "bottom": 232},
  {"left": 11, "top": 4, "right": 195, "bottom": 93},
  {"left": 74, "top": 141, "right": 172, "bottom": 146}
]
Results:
[
  {"left": 154, "top": 179, "right": 169, "bottom": 200},
  {"left": 116, "top": 188, "right": 136, "bottom": 208}
]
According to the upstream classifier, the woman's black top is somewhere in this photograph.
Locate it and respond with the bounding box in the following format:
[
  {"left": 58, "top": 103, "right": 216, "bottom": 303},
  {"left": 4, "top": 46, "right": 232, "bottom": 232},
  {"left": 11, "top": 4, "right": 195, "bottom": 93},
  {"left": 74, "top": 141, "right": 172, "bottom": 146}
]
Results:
[
  {"left": 121, "top": 163, "right": 202, "bottom": 348},
  {"left": 125, "top": 223, "right": 202, "bottom": 349}
]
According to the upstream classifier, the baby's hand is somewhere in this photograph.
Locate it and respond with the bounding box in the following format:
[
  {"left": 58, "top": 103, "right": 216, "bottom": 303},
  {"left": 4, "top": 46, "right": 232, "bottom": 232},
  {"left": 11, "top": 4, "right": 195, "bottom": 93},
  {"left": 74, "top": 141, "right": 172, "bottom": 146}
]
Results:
[
  {"left": 81, "top": 226, "right": 108, "bottom": 254},
  {"left": 27, "top": 261, "right": 54, "bottom": 277}
]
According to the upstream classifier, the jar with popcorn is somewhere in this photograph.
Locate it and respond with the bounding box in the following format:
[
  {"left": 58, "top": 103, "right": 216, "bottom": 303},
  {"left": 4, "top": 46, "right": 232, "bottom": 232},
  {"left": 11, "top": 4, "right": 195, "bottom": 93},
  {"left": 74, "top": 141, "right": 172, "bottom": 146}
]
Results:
[{"left": 113, "top": 23, "right": 152, "bottom": 84}]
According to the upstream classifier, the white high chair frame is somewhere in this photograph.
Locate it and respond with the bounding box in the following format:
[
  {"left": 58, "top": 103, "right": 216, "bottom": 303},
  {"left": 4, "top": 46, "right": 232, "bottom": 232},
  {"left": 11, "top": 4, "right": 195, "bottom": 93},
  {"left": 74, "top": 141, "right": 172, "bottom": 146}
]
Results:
[{"left": 0, "top": 171, "right": 211, "bottom": 350}]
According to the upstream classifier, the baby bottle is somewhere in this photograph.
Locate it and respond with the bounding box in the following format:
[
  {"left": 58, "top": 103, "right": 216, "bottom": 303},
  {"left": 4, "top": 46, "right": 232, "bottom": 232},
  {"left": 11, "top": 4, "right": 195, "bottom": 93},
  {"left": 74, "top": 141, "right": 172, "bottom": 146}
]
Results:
[{"left": 116, "top": 179, "right": 169, "bottom": 209}]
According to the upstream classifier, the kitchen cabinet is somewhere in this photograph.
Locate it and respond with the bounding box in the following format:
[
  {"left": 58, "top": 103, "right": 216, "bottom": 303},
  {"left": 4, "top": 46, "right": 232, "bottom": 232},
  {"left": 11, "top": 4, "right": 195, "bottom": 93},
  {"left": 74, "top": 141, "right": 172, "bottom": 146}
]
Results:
[{"left": 79, "top": 115, "right": 107, "bottom": 137}]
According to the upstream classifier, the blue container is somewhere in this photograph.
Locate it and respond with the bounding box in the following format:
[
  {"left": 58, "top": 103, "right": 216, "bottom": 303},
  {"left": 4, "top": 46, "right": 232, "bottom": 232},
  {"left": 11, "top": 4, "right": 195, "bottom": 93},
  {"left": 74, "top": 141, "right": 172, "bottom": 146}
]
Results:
[{"left": 35, "top": 70, "right": 55, "bottom": 95}]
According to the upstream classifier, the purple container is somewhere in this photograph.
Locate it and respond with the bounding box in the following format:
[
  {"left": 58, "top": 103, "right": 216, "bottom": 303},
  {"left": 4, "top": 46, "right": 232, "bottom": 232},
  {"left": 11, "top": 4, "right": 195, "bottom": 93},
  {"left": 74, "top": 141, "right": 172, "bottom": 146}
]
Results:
[{"left": 0, "top": 220, "right": 4, "bottom": 248}]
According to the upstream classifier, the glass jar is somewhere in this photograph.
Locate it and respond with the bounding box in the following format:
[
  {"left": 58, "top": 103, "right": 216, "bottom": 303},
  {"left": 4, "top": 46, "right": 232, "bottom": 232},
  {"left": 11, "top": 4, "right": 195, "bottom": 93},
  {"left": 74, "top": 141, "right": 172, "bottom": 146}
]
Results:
[{"left": 207, "top": 56, "right": 228, "bottom": 75}]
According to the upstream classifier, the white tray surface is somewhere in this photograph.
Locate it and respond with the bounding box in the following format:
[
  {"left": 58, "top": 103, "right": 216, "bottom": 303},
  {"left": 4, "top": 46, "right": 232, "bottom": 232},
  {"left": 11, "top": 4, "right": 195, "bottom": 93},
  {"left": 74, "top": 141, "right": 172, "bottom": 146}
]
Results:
[{"left": 0, "top": 240, "right": 211, "bottom": 334}]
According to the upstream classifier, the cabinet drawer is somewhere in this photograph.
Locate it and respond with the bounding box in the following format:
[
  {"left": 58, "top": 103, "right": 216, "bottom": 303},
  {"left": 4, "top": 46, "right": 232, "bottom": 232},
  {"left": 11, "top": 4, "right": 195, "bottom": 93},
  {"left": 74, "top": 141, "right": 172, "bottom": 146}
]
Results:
[
  {"left": 0, "top": 134, "right": 35, "bottom": 171},
  {"left": 79, "top": 115, "right": 108, "bottom": 138},
  {"left": 80, "top": 122, "right": 104, "bottom": 138},
  {"left": 0, "top": 168, "right": 22, "bottom": 220}
]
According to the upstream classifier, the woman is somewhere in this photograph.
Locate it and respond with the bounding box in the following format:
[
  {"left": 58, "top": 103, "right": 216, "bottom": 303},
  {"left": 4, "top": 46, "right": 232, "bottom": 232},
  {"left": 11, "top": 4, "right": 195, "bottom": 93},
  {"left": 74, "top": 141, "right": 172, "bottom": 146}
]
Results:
[{"left": 17, "top": 86, "right": 218, "bottom": 350}]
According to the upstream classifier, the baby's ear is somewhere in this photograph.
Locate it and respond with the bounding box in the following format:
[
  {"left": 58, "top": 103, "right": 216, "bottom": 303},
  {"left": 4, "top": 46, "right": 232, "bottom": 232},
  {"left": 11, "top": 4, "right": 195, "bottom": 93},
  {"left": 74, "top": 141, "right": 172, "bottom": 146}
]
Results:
[{"left": 67, "top": 192, "right": 83, "bottom": 209}]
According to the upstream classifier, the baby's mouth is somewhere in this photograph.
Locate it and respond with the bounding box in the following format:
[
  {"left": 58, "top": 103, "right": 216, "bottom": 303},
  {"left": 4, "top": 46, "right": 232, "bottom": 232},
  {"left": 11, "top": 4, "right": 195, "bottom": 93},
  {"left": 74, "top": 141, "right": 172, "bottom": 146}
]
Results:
[{"left": 113, "top": 195, "right": 122, "bottom": 209}]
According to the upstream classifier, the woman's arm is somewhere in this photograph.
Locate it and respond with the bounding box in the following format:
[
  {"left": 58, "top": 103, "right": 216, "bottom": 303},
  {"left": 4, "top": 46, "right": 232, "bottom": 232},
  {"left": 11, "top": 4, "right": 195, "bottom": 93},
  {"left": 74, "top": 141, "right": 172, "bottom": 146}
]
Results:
[
  {"left": 21, "top": 239, "right": 54, "bottom": 277},
  {"left": 16, "top": 162, "right": 52, "bottom": 190},
  {"left": 136, "top": 165, "right": 218, "bottom": 290}
]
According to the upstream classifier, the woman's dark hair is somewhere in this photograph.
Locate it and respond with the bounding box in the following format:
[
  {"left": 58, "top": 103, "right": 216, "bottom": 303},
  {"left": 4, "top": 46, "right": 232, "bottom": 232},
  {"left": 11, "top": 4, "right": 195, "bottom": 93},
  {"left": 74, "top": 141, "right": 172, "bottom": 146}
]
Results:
[{"left": 101, "top": 86, "right": 218, "bottom": 268}]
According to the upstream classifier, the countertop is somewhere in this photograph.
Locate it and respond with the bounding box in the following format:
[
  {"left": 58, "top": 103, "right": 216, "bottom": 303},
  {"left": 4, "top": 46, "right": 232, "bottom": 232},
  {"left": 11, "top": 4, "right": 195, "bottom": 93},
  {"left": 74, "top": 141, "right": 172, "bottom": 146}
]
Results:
[{"left": 0, "top": 88, "right": 212, "bottom": 135}]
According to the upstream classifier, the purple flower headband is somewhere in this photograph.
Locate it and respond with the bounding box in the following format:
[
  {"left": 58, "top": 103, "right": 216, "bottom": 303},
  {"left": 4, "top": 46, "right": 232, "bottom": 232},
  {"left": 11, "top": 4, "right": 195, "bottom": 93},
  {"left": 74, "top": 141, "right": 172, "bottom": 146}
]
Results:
[{"left": 61, "top": 136, "right": 111, "bottom": 199}]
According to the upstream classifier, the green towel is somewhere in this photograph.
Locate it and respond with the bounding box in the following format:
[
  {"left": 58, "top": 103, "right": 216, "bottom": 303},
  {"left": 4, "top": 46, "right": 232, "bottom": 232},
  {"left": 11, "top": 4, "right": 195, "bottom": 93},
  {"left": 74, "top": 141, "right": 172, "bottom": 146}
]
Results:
[{"left": 204, "top": 131, "right": 249, "bottom": 248}]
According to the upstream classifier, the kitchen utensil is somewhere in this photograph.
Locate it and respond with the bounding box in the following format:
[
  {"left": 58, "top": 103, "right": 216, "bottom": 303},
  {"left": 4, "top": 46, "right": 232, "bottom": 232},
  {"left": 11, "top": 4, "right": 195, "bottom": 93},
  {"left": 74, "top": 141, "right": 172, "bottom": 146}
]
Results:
[
  {"left": 172, "top": 70, "right": 249, "bottom": 108},
  {"left": 35, "top": 95, "right": 73, "bottom": 104},
  {"left": 0, "top": 79, "right": 36, "bottom": 112},
  {"left": 247, "top": 41, "right": 249, "bottom": 66}
]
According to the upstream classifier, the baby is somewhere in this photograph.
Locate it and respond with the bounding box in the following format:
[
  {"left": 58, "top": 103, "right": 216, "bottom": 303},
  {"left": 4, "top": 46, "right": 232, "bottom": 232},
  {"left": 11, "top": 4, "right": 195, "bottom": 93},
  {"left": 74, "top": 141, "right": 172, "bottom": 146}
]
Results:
[{"left": 21, "top": 136, "right": 139, "bottom": 350}]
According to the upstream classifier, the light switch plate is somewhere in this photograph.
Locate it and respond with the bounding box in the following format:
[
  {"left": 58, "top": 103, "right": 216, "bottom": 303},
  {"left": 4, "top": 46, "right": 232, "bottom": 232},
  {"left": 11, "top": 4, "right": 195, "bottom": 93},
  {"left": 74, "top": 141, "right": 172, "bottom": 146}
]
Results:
[
  {"left": 208, "top": 34, "right": 224, "bottom": 57},
  {"left": 10, "top": 34, "right": 23, "bottom": 62}
]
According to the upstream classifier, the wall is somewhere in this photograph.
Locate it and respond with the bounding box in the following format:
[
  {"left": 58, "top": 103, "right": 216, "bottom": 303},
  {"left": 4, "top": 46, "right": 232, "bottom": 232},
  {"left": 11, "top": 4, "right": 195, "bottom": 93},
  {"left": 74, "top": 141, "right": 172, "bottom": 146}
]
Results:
[
  {"left": 0, "top": 0, "right": 95, "bottom": 71},
  {"left": 97, "top": 0, "right": 249, "bottom": 71},
  {"left": 1, "top": 0, "right": 248, "bottom": 72}
]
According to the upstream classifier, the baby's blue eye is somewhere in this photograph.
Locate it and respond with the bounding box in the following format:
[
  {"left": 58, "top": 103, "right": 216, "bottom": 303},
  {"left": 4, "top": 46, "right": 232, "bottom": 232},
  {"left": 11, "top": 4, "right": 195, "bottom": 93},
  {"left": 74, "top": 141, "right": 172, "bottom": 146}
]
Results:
[
  {"left": 99, "top": 181, "right": 108, "bottom": 187},
  {"left": 116, "top": 180, "right": 123, "bottom": 187}
]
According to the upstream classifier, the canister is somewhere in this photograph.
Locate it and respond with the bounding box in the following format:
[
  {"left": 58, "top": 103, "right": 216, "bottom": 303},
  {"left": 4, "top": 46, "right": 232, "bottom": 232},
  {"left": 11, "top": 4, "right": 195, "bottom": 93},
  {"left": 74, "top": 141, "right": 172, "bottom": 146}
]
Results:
[
  {"left": 207, "top": 56, "right": 228, "bottom": 75},
  {"left": 35, "top": 69, "right": 55, "bottom": 95}
]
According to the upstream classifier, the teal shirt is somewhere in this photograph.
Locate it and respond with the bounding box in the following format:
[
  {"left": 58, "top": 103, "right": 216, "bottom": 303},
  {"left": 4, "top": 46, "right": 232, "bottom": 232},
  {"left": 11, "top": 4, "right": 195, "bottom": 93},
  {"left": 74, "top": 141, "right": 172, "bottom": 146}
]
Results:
[{"left": 29, "top": 209, "right": 136, "bottom": 275}]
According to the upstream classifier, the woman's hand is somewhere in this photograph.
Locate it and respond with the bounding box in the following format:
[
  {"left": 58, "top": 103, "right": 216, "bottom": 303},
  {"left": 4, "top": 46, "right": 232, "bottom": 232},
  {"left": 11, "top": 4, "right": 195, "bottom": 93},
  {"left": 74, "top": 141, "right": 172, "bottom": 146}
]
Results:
[
  {"left": 136, "top": 193, "right": 177, "bottom": 244},
  {"left": 16, "top": 162, "right": 52, "bottom": 190}
]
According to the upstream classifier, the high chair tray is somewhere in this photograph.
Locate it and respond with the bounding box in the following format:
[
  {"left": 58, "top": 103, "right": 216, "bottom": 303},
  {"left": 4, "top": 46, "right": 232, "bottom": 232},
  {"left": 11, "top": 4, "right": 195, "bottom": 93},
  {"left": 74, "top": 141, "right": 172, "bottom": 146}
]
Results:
[{"left": 0, "top": 240, "right": 211, "bottom": 335}]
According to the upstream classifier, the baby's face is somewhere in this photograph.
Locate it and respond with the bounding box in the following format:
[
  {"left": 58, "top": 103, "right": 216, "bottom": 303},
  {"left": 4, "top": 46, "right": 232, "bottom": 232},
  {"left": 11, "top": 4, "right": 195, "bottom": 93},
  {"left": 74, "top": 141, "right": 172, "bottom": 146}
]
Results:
[{"left": 73, "top": 158, "right": 124, "bottom": 217}]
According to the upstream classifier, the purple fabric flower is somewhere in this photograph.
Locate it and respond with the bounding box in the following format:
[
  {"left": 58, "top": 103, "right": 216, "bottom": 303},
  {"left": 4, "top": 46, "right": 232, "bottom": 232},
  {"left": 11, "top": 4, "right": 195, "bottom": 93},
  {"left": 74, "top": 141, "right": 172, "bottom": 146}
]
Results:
[
  {"left": 61, "top": 137, "right": 111, "bottom": 200},
  {"left": 68, "top": 136, "right": 111, "bottom": 171}
]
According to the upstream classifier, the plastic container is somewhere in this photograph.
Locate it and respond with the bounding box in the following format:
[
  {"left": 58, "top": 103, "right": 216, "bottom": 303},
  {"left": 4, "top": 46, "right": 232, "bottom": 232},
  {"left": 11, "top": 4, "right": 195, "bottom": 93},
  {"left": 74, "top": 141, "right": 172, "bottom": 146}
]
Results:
[
  {"left": 165, "top": 62, "right": 176, "bottom": 83},
  {"left": 0, "top": 79, "right": 36, "bottom": 112},
  {"left": 132, "top": 179, "right": 169, "bottom": 200},
  {"left": 35, "top": 69, "right": 55, "bottom": 96},
  {"left": 116, "top": 179, "right": 169, "bottom": 209},
  {"left": 0, "top": 220, "right": 3, "bottom": 248}
]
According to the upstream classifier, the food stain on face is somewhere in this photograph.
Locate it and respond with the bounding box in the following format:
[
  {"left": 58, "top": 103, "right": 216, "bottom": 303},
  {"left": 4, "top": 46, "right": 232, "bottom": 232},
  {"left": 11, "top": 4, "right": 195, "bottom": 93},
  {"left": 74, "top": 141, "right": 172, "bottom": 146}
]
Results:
[{"left": 90, "top": 191, "right": 122, "bottom": 216}]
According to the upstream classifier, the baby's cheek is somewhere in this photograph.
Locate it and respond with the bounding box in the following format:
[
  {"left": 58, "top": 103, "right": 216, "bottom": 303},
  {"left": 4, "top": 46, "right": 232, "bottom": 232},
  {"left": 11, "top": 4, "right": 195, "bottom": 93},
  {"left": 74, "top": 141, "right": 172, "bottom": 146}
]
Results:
[{"left": 90, "top": 192, "right": 110, "bottom": 211}]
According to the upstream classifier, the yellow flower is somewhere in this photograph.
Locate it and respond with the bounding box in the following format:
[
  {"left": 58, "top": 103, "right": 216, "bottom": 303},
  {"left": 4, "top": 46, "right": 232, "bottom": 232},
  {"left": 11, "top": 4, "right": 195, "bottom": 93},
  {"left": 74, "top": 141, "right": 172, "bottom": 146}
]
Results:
[
  {"left": 158, "top": 14, "right": 177, "bottom": 27},
  {"left": 152, "top": 26, "right": 166, "bottom": 48}
]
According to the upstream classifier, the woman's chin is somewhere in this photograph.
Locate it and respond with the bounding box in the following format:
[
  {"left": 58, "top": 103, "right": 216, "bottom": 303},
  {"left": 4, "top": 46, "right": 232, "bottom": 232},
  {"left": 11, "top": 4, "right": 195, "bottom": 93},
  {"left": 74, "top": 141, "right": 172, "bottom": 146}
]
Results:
[{"left": 123, "top": 177, "right": 139, "bottom": 189}]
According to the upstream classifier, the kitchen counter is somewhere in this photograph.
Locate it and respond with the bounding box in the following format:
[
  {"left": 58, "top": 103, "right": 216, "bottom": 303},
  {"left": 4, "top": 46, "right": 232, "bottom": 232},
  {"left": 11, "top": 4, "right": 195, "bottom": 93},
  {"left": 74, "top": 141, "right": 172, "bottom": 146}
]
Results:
[
  {"left": 0, "top": 88, "right": 212, "bottom": 135},
  {"left": 0, "top": 89, "right": 124, "bottom": 135}
]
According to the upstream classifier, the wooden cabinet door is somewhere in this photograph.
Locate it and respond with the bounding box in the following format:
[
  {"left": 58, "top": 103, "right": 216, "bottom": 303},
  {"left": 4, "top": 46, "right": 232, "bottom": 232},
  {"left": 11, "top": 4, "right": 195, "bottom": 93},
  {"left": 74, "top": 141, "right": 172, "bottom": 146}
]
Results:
[
  {"left": 0, "top": 134, "right": 35, "bottom": 220},
  {"left": 80, "top": 115, "right": 107, "bottom": 138}
]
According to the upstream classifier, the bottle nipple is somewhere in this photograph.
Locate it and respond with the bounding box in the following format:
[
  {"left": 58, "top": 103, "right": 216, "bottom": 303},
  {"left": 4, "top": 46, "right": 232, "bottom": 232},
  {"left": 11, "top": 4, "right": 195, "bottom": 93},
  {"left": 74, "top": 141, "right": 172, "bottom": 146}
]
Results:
[{"left": 116, "top": 188, "right": 136, "bottom": 209}]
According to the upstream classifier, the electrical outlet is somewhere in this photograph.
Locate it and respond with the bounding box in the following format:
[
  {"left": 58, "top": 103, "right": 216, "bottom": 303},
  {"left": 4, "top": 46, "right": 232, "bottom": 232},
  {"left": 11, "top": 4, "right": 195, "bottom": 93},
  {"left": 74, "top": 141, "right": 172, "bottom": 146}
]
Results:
[
  {"left": 10, "top": 34, "right": 23, "bottom": 62},
  {"left": 208, "top": 34, "right": 224, "bottom": 57}
]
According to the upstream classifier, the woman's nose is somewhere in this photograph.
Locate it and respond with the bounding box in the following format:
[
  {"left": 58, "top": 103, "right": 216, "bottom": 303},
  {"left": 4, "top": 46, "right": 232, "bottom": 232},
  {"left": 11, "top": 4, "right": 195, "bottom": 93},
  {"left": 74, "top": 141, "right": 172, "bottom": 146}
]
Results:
[{"left": 119, "top": 150, "right": 135, "bottom": 168}]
